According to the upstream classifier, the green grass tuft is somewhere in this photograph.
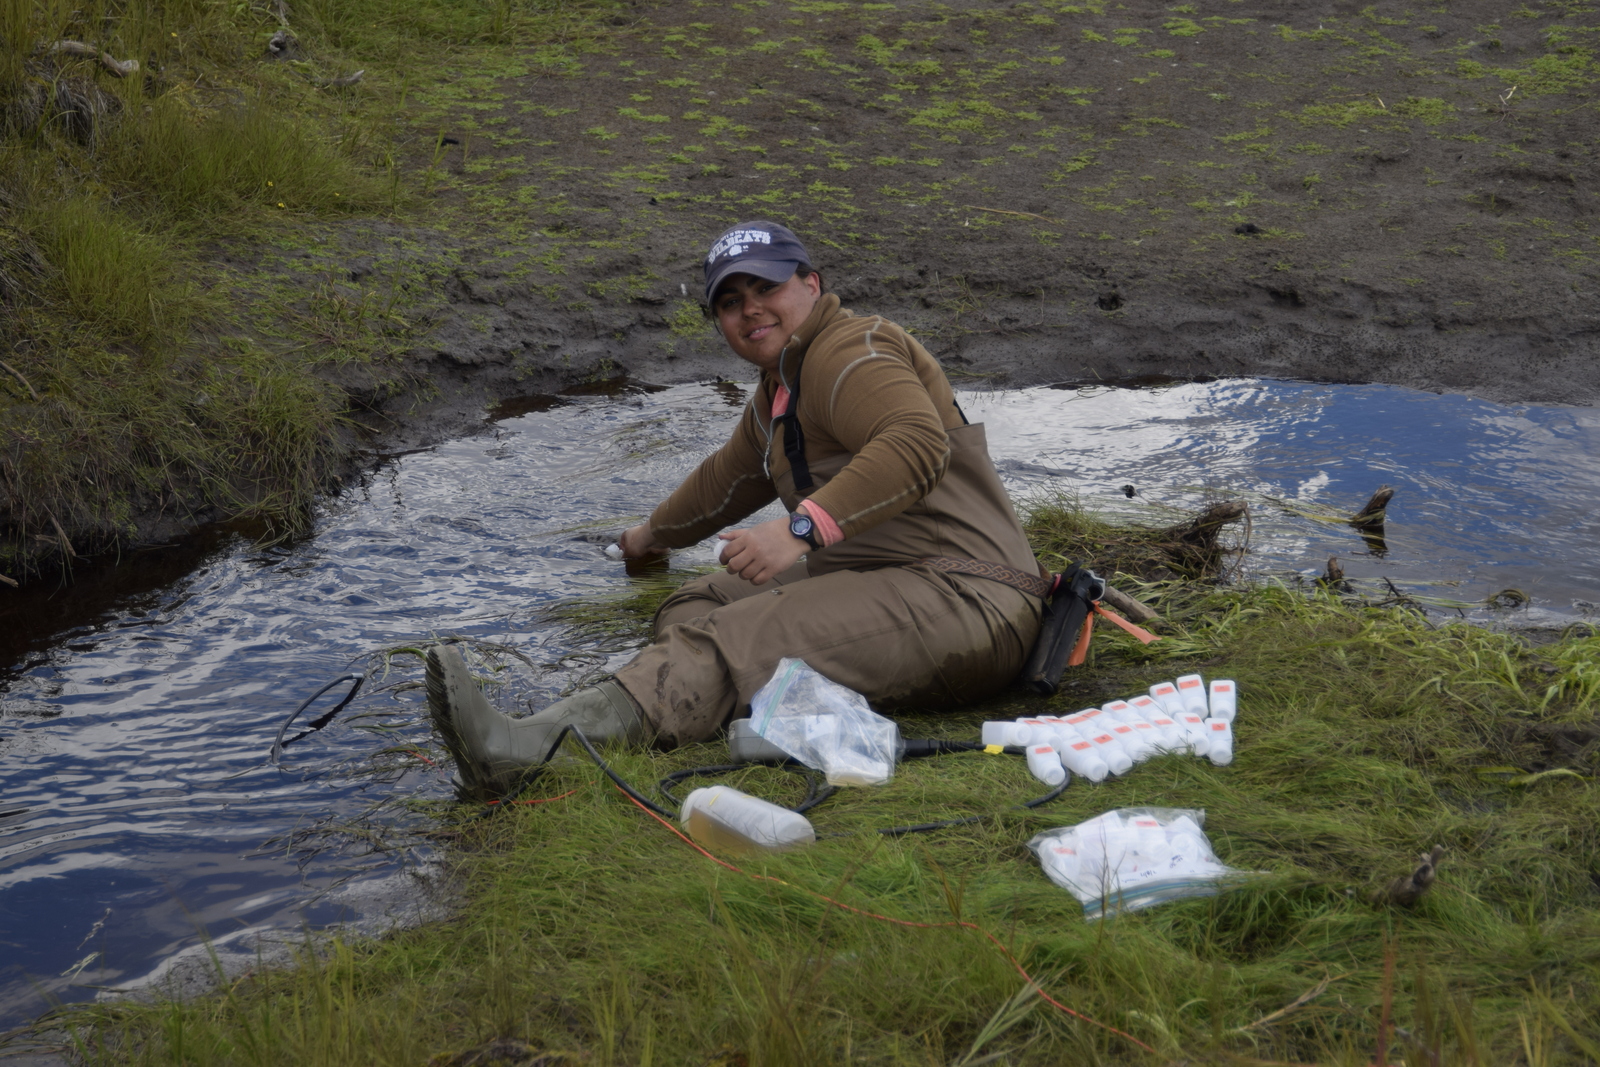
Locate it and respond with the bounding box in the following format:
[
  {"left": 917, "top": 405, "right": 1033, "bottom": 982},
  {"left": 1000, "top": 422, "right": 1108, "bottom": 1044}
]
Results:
[{"left": 107, "top": 96, "right": 385, "bottom": 220}]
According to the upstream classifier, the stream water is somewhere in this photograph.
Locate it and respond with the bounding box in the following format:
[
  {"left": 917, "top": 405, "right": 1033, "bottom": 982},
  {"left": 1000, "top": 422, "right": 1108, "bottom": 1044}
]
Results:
[{"left": 2, "top": 377, "right": 1597, "bottom": 1029}]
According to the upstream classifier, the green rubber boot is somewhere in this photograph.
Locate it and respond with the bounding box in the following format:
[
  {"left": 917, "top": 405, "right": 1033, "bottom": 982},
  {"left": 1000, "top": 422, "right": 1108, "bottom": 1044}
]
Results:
[{"left": 425, "top": 644, "right": 646, "bottom": 798}]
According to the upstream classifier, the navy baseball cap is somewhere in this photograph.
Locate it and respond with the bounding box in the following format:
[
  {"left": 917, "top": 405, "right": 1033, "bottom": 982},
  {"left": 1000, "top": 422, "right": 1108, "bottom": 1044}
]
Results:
[{"left": 702, "top": 220, "right": 812, "bottom": 304}]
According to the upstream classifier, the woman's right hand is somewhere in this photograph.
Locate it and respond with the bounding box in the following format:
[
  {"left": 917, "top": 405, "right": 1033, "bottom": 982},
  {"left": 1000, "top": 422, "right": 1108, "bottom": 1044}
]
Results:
[{"left": 618, "top": 522, "right": 669, "bottom": 559}]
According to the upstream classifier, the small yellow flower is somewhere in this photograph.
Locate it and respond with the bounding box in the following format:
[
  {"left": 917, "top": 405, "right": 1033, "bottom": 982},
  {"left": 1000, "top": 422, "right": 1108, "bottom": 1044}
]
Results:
[
  {"left": 277, "top": 201, "right": 286, "bottom": 208},
  {"left": 170, "top": 31, "right": 177, "bottom": 37},
  {"left": 333, "top": 192, "right": 340, "bottom": 197},
  {"left": 267, "top": 180, "right": 274, "bottom": 187}
]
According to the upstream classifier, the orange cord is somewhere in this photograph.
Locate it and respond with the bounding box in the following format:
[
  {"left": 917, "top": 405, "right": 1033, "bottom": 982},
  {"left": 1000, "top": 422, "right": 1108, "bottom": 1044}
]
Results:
[
  {"left": 488, "top": 788, "right": 581, "bottom": 807},
  {"left": 615, "top": 785, "right": 1160, "bottom": 1056}
]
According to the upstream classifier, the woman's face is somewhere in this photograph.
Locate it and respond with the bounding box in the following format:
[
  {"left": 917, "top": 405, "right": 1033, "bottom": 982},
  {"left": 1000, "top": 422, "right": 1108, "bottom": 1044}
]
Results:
[{"left": 712, "top": 270, "right": 822, "bottom": 372}]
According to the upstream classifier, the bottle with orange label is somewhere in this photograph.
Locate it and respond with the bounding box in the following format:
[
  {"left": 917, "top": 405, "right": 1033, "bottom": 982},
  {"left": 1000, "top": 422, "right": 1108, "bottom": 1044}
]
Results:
[
  {"left": 1102, "top": 700, "right": 1164, "bottom": 758},
  {"left": 1026, "top": 743, "right": 1068, "bottom": 786},
  {"left": 1203, "top": 718, "right": 1233, "bottom": 765},
  {"left": 1035, "top": 717, "right": 1112, "bottom": 782},
  {"left": 1174, "top": 673, "right": 1209, "bottom": 717},
  {"left": 1208, "top": 679, "right": 1237, "bottom": 723},
  {"left": 1059, "top": 713, "right": 1134, "bottom": 775},
  {"left": 1125, "top": 694, "right": 1186, "bottom": 752}
]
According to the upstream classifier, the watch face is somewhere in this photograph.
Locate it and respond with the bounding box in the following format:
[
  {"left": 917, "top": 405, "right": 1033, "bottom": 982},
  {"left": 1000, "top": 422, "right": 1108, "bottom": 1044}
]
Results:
[{"left": 789, "top": 513, "right": 814, "bottom": 538}]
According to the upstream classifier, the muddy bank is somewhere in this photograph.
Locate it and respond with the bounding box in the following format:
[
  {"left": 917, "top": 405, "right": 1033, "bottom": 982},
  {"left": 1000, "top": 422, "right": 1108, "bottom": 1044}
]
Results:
[
  {"left": 8, "top": 0, "right": 1600, "bottom": 579},
  {"left": 349, "top": 0, "right": 1599, "bottom": 452}
]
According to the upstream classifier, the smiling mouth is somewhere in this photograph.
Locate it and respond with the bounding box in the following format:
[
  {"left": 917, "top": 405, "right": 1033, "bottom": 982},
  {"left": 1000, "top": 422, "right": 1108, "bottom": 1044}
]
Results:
[{"left": 746, "top": 324, "right": 776, "bottom": 342}]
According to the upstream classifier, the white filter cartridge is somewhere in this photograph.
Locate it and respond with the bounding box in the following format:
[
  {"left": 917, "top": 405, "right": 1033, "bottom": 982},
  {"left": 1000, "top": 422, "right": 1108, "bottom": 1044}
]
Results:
[
  {"left": 1208, "top": 679, "right": 1238, "bottom": 723},
  {"left": 1177, "top": 711, "right": 1212, "bottom": 757},
  {"left": 1126, "top": 695, "right": 1186, "bottom": 752},
  {"left": 681, "top": 786, "right": 816, "bottom": 852},
  {"left": 1175, "top": 673, "right": 1209, "bottom": 716},
  {"left": 1204, "top": 718, "right": 1233, "bottom": 765},
  {"left": 1149, "top": 681, "right": 1184, "bottom": 717},
  {"left": 1026, "top": 744, "right": 1068, "bottom": 786}
]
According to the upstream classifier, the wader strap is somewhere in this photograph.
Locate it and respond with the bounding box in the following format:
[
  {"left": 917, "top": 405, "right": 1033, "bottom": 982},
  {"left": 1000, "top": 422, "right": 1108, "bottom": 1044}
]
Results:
[
  {"left": 920, "top": 556, "right": 1053, "bottom": 599},
  {"left": 774, "top": 366, "right": 812, "bottom": 492}
]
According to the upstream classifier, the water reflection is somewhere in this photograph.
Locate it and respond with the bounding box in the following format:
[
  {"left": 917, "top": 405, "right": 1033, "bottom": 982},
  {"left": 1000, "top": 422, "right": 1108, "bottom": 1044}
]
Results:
[{"left": 1, "top": 377, "right": 1596, "bottom": 1027}]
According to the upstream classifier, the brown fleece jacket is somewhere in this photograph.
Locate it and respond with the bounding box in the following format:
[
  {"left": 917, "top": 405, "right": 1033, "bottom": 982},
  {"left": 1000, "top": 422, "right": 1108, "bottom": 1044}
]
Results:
[{"left": 648, "top": 294, "right": 966, "bottom": 548}]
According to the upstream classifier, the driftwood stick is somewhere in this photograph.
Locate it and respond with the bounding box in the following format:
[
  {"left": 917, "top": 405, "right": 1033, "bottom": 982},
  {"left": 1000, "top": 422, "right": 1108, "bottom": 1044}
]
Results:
[
  {"left": 0, "top": 360, "right": 40, "bottom": 401},
  {"left": 1164, "top": 499, "right": 1248, "bottom": 543},
  {"left": 49, "top": 40, "right": 140, "bottom": 77},
  {"left": 1100, "top": 584, "right": 1159, "bottom": 624},
  {"left": 0, "top": 572, "right": 16, "bottom": 587},
  {"left": 1349, "top": 486, "right": 1395, "bottom": 529}
]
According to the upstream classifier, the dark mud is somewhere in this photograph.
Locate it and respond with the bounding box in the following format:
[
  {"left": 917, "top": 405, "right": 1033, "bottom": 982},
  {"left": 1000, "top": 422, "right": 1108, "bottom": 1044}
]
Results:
[
  {"left": 12, "top": 0, "right": 1600, "bottom": 573},
  {"left": 296, "top": 0, "right": 1600, "bottom": 456}
]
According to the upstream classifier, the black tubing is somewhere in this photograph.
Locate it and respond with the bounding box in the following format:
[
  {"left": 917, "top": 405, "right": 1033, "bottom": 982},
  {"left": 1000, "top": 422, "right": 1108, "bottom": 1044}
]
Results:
[
  {"left": 270, "top": 674, "right": 366, "bottom": 764},
  {"left": 877, "top": 773, "right": 1072, "bottom": 836},
  {"left": 656, "top": 763, "right": 837, "bottom": 815}
]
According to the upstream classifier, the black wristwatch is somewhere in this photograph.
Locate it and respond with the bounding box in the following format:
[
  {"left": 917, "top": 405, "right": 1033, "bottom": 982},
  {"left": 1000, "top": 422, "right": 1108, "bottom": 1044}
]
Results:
[{"left": 788, "top": 511, "right": 821, "bottom": 550}]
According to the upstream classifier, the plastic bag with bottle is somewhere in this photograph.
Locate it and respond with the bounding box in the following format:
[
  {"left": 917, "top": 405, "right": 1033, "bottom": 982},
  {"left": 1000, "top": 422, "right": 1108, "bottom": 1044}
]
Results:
[
  {"left": 1028, "top": 807, "right": 1250, "bottom": 919},
  {"left": 748, "top": 657, "right": 900, "bottom": 786}
]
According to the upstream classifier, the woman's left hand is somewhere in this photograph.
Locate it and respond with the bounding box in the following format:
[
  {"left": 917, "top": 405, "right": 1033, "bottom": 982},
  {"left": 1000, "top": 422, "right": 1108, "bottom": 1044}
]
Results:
[{"left": 717, "top": 517, "right": 807, "bottom": 585}]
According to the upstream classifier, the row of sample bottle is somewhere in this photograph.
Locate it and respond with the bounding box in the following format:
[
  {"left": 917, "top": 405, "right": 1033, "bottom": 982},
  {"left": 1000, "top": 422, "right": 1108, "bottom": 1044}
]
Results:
[{"left": 982, "top": 674, "right": 1239, "bottom": 785}]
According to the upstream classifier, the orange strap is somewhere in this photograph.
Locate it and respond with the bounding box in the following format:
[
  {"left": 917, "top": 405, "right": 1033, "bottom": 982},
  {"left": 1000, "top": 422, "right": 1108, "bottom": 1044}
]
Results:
[
  {"left": 1067, "top": 612, "right": 1095, "bottom": 666},
  {"left": 1093, "top": 603, "right": 1162, "bottom": 644},
  {"left": 1067, "top": 603, "right": 1161, "bottom": 667}
]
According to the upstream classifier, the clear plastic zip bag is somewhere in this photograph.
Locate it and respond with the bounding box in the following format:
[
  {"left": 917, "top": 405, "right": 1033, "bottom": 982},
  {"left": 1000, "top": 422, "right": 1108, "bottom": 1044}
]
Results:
[
  {"left": 1029, "top": 807, "right": 1252, "bottom": 919},
  {"left": 748, "top": 657, "right": 901, "bottom": 786}
]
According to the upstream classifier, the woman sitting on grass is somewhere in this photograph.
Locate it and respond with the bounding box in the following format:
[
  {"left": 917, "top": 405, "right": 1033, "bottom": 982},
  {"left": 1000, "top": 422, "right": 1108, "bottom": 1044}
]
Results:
[{"left": 428, "top": 220, "right": 1045, "bottom": 797}]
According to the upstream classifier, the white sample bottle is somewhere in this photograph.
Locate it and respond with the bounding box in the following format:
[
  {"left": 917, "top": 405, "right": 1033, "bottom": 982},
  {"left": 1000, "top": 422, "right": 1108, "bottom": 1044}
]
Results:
[
  {"left": 1149, "top": 680, "right": 1185, "bottom": 717},
  {"left": 1005, "top": 722, "right": 1038, "bottom": 748},
  {"left": 1035, "top": 718, "right": 1111, "bottom": 782},
  {"left": 1052, "top": 733, "right": 1111, "bottom": 782},
  {"left": 1204, "top": 718, "right": 1233, "bottom": 765},
  {"left": 1209, "top": 679, "right": 1238, "bottom": 723},
  {"left": 1015, "top": 718, "right": 1055, "bottom": 748},
  {"left": 981, "top": 721, "right": 1014, "bottom": 747},
  {"left": 680, "top": 786, "right": 816, "bottom": 852},
  {"left": 1102, "top": 701, "right": 1162, "bottom": 759},
  {"left": 1126, "top": 694, "right": 1186, "bottom": 752},
  {"left": 1064, "top": 720, "right": 1134, "bottom": 775},
  {"left": 1100, "top": 716, "right": 1153, "bottom": 762},
  {"left": 1176, "top": 710, "right": 1212, "bottom": 757},
  {"left": 1026, "top": 744, "right": 1068, "bottom": 786},
  {"left": 1065, "top": 711, "right": 1135, "bottom": 763},
  {"left": 1175, "top": 673, "right": 1209, "bottom": 717}
]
